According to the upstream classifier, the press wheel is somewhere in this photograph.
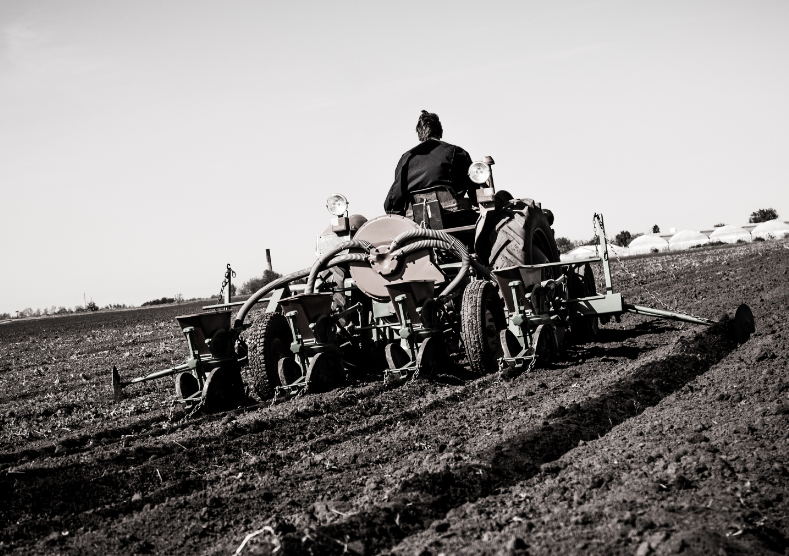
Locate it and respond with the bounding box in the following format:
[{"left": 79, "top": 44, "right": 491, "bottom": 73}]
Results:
[
  {"left": 278, "top": 357, "right": 302, "bottom": 387},
  {"left": 499, "top": 329, "right": 523, "bottom": 369},
  {"left": 202, "top": 365, "right": 245, "bottom": 412},
  {"left": 305, "top": 352, "right": 344, "bottom": 394},
  {"left": 175, "top": 372, "right": 199, "bottom": 400},
  {"left": 385, "top": 342, "right": 411, "bottom": 369},
  {"left": 415, "top": 337, "right": 446, "bottom": 379},
  {"left": 531, "top": 324, "right": 557, "bottom": 366},
  {"left": 731, "top": 304, "right": 755, "bottom": 343}
]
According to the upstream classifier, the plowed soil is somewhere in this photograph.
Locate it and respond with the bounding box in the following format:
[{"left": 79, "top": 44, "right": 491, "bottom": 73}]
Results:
[{"left": 2, "top": 239, "right": 788, "bottom": 556}]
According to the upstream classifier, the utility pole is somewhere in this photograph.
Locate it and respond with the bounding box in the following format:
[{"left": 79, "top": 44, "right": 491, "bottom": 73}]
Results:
[{"left": 264, "top": 249, "right": 273, "bottom": 273}]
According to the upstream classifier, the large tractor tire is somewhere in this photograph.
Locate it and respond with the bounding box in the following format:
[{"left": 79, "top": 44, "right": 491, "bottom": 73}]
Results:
[
  {"left": 245, "top": 313, "right": 293, "bottom": 399},
  {"left": 485, "top": 206, "right": 560, "bottom": 270},
  {"left": 461, "top": 280, "right": 507, "bottom": 374}
]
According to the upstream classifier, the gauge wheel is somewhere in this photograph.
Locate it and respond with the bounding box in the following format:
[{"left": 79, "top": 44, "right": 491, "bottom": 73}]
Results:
[
  {"left": 245, "top": 313, "right": 293, "bottom": 399},
  {"left": 461, "top": 280, "right": 507, "bottom": 374}
]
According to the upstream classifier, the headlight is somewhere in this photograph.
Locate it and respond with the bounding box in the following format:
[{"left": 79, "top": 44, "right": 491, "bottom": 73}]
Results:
[
  {"left": 326, "top": 194, "right": 349, "bottom": 216},
  {"left": 468, "top": 162, "right": 491, "bottom": 185}
]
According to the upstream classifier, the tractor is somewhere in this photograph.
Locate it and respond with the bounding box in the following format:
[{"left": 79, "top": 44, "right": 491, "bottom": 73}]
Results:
[
  {"left": 240, "top": 157, "right": 609, "bottom": 399},
  {"left": 112, "top": 155, "right": 755, "bottom": 410}
]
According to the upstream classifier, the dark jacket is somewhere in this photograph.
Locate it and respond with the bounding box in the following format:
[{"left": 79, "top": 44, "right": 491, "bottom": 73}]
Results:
[{"left": 384, "top": 139, "right": 475, "bottom": 215}]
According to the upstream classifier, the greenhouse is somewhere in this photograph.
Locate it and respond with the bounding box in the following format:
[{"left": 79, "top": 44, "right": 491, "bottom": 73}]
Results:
[
  {"left": 751, "top": 220, "right": 789, "bottom": 240},
  {"left": 709, "top": 225, "right": 751, "bottom": 244},
  {"left": 669, "top": 230, "right": 709, "bottom": 251},
  {"left": 628, "top": 234, "right": 669, "bottom": 255},
  {"left": 560, "top": 245, "right": 598, "bottom": 262}
]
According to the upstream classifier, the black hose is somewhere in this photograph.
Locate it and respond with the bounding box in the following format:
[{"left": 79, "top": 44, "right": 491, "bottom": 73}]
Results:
[
  {"left": 305, "top": 239, "right": 371, "bottom": 294},
  {"left": 390, "top": 229, "right": 469, "bottom": 259},
  {"left": 233, "top": 268, "right": 311, "bottom": 330},
  {"left": 233, "top": 253, "right": 370, "bottom": 330},
  {"left": 390, "top": 238, "right": 470, "bottom": 300},
  {"left": 407, "top": 230, "right": 496, "bottom": 289}
]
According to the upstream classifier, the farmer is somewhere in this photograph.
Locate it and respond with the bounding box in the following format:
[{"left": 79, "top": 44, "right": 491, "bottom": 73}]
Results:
[{"left": 384, "top": 111, "right": 476, "bottom": 215}]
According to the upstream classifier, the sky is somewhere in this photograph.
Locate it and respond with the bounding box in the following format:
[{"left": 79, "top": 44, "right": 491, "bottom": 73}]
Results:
[{"left": 1, "top": 0, "right": 788, "bottom": 315}]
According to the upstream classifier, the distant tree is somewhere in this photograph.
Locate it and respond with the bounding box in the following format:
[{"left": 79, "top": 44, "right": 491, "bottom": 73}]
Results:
[
  {"left": 142, "top": 297, "right": 176, "bottom": 307},
  {"left": 713, "top": 223, "right": 726, "bottom": 227},
  {"left": 240, "top": 270, "right": 283, "bottom": 295},
  {"left": 20, "top": 308, "right": 33, "bottom": 317},
  {"left": 652, "top": 224, "right": 660, "bottom": 234},
  {"left": 0, "top": 312, "right": 10, "bottom": 320},
  {"left": 86, "top": 301, "right": 99, "bottom": 312},
  {"left": 749, "top": 208, "right": 778, "bottom": 223},
  {"left": 555, "top": 237, "right": 573, "bottom": 254},
  {"left": 174, "top": 293, "right": 184, "bottom": 303},
  {"left": 614, "top": 230, "right": 632, "bottom": 247}
]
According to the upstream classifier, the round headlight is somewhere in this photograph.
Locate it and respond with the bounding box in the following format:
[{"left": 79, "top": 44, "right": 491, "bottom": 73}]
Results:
[
  {"left": 326, "top": 194, "right": 349, "bottom": 216},
  {"left": 468, "top": 162, "right": 491, "bottom": 185}
]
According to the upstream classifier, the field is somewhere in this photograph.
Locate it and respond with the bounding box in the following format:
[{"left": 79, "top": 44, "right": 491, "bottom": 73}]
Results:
[{"left": 2, "top": 239, "right": 788, "bottom": 555}]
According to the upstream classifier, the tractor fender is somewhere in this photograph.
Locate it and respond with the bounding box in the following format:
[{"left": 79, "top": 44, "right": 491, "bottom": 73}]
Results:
[
  {"left": 474, "top": 196, "right": 539, "bottom": 265},
  {"left": 474, "top": 200, "right": 559, "bottom": 269}
]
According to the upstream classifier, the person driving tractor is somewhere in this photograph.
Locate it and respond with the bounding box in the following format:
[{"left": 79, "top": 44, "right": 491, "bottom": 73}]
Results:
[{"left": 384, "top": 110, "right": 477, "bottom": 215}]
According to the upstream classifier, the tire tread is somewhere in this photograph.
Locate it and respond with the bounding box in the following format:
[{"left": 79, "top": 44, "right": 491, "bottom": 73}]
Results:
[{"left": 245, "top": 313, "right": 290, "bottom": 399}]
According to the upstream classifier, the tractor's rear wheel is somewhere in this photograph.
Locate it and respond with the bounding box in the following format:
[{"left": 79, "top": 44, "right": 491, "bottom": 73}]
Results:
[
  {"left": 245, "top": 313, "right": 293, "bottom": 399},
  {"left": 487, "top": 207, "right": 560, "bottom": 271},
  {"left": 461, "top": 280, "right": 507, "bottom": 374}
]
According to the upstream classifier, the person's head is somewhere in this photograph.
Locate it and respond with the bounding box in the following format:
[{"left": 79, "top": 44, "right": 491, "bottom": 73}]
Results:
[{"left": 416, "top": 110, "right": 443, "bottom": 142}]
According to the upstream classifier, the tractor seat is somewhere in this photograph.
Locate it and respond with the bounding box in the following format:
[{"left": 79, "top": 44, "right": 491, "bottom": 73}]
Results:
[{"left": 405, "top": 185, "right": 471, "bottom": 218}]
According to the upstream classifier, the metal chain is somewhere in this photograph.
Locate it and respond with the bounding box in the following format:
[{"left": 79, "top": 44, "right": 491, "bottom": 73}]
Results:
[
  {"left": 525, "top": 352, "right": 538, "bottom": 375},
  {"left": 269, "top": 386, "right": 279, "bottom": 408},
  {"left": 594, "top": 216, "right": 705, "bottom": 321},
  {"left": 497, "top": 348, "right": 538, "bottom": 386},
  {"left": 408, "top": 358, "right": 420, "bottom": 385},
  {"left": 218, "top": 264, "right": 236, "bottom": 301}
]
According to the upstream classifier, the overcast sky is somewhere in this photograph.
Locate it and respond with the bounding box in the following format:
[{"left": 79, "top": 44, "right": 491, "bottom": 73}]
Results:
[{"left": 1, "top": 0, "right": 787, "bottom": 315}]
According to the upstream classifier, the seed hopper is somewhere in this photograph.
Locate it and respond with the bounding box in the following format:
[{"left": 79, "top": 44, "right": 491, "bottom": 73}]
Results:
[
  {"left": 111, "top": 310, "right": 246, "bottom": 411},
  {"left": 494, "top": 213, "right": 755, "bottom": 372}
]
